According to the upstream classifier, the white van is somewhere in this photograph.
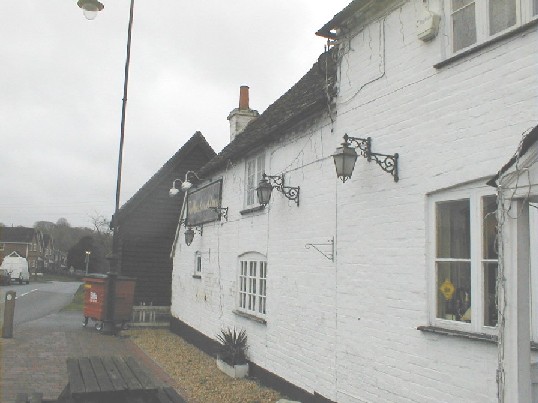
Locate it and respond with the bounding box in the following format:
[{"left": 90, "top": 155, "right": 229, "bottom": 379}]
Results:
[{"left": 1, "top": 252, "right": 30, "bottom": 284}]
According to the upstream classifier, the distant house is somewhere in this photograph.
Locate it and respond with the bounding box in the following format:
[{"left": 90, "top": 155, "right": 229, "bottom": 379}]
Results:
[
  {"left": 42, "top": 233, "right": 55, "bottom": 271},
  {"left": 0, "top": 227, "right": 43, "bottom": 271},
  {"left": 114, "top": 132, "right": 215, "bottom": 306}
]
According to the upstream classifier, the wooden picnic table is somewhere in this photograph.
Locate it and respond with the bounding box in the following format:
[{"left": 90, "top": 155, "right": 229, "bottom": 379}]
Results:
[{"left": 13, "top": 356, "right": 186, "bottom": 403}]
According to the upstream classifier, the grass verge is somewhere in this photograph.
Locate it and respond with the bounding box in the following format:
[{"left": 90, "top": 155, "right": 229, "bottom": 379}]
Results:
[{"left": 62, "top": 284, "right": 85, "bottom": 311}]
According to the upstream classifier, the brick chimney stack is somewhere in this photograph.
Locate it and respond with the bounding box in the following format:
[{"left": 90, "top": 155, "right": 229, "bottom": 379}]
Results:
[
  {"left": 239, "top": 85, "right": 249, "bottom": 110},
  {"left": 228, "top": 86, "right": 259, "bottom": 142}
]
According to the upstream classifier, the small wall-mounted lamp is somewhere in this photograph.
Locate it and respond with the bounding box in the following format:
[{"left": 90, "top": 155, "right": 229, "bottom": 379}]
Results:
[
  {"left": 184, "top": 226, "right": 202, "bottom": 246},
  {"left": 333, "top": 134, "right": 399, "bottom": 182},
  {"left": 169, "top": 171, "right": 201, "bottom": 197},
  {"left": 257, "top": 173, "right": 300, "bottom": 207}
]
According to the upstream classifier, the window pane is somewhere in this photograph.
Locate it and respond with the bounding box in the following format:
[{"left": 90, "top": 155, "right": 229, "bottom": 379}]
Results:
[
  {"left": 489, "top": 0, "right": 516, "bottom": 35},
  {"left": 256, "top": 155, "right": 265, "bottom": 183},
  {"left": 437, "top": 261, "right": 472, "bottom": 322},
  {"left": 483, "top": 195, "right": 498, "bottom": 259},
  {"left": 247, "top": 160, "right": 256, "bottom": 205},
  {"left": 484, "top": 262, "right": 498, "bottom": 326},
  {"left": 452, "top": 1, "right": 477, "bottom": 52},
  {"left": 436, "top": 199, "right": 471, "bottom": 259}
]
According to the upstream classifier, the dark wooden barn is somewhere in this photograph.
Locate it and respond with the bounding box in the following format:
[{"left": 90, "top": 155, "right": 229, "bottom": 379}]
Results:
[{"left": 114, "top": 132, "right": 215, "bottom": 306}]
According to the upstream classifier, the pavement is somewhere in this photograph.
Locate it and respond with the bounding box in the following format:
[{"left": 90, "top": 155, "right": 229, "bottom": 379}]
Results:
[{"left": 0, "top": 310, "right": 180, "bottom": 403}]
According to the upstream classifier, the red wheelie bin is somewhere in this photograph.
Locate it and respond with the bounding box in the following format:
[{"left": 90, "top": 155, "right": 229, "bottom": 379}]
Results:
[{"left": 82, "top": 274, "right": 136, "bottom": 331}]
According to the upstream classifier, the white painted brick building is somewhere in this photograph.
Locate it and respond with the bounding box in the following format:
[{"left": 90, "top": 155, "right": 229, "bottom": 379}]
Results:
[{"left": 170, "top": 1, "right": 538, "bottom": 401}]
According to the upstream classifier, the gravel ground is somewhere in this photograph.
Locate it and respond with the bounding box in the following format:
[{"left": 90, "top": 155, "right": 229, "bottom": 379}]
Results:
[{"left": 128, "top": 329, "right": 283, "bottom": 403}]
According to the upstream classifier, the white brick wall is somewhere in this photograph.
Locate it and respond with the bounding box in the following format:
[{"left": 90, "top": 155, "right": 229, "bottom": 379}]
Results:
[{"left": 172, "top": 1, "right": 538, "bottom": 401}]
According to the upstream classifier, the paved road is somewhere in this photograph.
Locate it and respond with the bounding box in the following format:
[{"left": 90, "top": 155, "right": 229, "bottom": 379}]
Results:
[{"left": 0, "top": 281, "right": 81, "bottom": 325}]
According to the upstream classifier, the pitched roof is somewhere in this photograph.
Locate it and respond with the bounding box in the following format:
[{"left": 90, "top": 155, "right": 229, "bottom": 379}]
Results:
[
  {"left": 316, "top": 0, "right": 365, "bottom": 39},
  {"left": 488, "top": 124, "right": 538, "bottom": 187},
  {"left": 0, "top": 227, "right": 37, "bottom": 243},
  {"left": 315, "top": 0, "right": 406, "bottom": 39},
  {"left": 116, "top": 131, "right": 215, "bottom": 221},
  {"left": 199, "top": 51, "right": 336, "bottom": 177}
]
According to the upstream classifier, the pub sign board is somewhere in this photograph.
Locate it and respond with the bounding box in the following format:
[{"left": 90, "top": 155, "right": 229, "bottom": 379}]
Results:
[{"left": 186, "top": 179, "right": 222, "bottom": 226}]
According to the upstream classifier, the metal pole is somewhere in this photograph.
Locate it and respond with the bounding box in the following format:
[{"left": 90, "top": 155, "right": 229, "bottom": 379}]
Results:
[
  {"left": 85, "top": 254, "right": 88, "bottom": 275},
  {"left": 111, "top": 0, "right": 135, "bottom": 274}
]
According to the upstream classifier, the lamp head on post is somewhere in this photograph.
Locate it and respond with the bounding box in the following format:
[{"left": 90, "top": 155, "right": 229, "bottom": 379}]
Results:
[{"left": 77, "top": 0, "right": 104, "bottom": 20}]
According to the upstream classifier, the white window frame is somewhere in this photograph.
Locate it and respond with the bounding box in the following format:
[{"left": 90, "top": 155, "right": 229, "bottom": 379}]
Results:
[
  {"left": 244, "top": 154, "right": 265, "bottom": 208},
  {"left": 194, "top": 251, "right": 202, "bottom": 276},
  {"left": 445, "top": 0, "right": 538, "bottom": 55},
  {"left": 238, "top": 252, "right": 267, "bottom": 318},
  {"left": 428, "top": 183, "right": 498, "bottom": 335}
]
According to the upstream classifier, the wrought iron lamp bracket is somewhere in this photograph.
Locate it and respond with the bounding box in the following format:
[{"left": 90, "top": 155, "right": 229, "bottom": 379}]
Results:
[
  {"left": 263, "top": 174, "right": 300, "bottom": 206},
  {"left": 305, "top": 237, "right": 334, "bottom": 262},
  {"left": 345, "top": 135, "right": 399, "bottom": 182},
  {"left": 209, "top": 207, "right": 229, "bottom": 221},
  {"left": 344, "top": 134, "right": 371, "bottom": 157},
  {"left": 369, "top": 152, "right": 399, "bottom": 182}
]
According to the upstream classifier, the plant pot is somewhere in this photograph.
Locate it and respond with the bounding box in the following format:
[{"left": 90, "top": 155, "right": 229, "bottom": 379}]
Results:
[{"left": 216, "top": 357, "right": 249, "bottom": 378}]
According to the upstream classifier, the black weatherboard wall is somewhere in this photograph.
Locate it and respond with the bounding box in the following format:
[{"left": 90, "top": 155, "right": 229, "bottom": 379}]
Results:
[{"left": 115, "top": 132, "right": 215, "bottom": 306}]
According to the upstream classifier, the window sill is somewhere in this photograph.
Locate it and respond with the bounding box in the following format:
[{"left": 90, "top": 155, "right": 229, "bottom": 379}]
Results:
[
  {"left": 239, "top": 205, "right": 265, "bottom": 215},
  {"left": 419, "top": 326, "right": 538, "bottom": 350},
  {"left": 434, "top": 18, "right": 538, "bottom": 69},
  {"left": 417, "top": 325, "right": 496, "bottom": 344},
  {"left": 192, "top": 274, "right": 201, "bottom": 279},
  {"left": 233, "top": 309, "right": 267, "bottom": 324}
]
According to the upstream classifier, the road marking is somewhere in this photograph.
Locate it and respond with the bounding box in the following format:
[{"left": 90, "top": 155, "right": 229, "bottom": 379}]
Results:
[{"left": 15, "top": 289, "right": 39, "bottom": 299}]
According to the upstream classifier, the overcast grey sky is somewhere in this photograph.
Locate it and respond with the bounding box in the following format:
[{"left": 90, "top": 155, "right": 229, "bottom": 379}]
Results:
[{"left": 1, "top": 0, "right": 350, "bottom": 228}]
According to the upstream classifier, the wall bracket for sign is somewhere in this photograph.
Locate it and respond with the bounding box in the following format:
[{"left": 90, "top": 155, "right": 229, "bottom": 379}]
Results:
[{"left": 305, "top": 237, "right": 334, "bottom": 262}]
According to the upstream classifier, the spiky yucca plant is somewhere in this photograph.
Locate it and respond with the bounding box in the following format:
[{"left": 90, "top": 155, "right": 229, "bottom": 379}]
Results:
[{"left": 216, "top": 327, "right": 248, "bottom": 366}]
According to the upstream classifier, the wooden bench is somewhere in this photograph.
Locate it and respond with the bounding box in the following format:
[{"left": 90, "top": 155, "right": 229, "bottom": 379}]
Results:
[{"left": 57, "top": 356, "right": 186, "bottom": 403}]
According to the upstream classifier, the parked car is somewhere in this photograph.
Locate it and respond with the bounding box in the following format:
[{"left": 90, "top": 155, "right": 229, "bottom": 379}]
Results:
[{"left": 0, "top": 268, "right": 11, "bottom": 285}]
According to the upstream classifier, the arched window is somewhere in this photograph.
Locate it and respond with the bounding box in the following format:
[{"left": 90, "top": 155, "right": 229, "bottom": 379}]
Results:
[{"left": 238, "top": 252, "right": 267, "bottom": 316}]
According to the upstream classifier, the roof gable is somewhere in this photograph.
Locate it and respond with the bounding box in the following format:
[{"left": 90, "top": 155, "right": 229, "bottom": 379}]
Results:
[
  {"left": 116, "top": 131, "right": 215, "bottom": 221},
  {"left": 316, "top": 0, "right": 405, "bottom": 39},
  {"left": 0, "top": 227, "right": 37, "bottom": 243}
]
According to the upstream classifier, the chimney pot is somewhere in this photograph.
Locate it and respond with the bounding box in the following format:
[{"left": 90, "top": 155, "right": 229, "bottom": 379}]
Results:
[{"left": 239, "top": 85, "right": 249, "bottom": 110}]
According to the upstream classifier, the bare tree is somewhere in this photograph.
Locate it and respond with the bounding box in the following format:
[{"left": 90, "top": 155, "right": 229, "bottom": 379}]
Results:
[{"left": 89, "top": 212, "right": 112, "bottom": 256}]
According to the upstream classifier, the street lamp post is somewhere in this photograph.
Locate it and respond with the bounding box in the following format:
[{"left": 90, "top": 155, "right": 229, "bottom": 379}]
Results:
[
  {"left": 84, "top": 251, "right": 91, "bottom": 275},
  {"left": 76, "top": 0, "right": 135, "bottom": 335},
  {"left": 75, "top": 0, "right": 134, "bottom": 273},
  {"left": 111, "top": 0, "right": 135, "bottom": 275}
]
